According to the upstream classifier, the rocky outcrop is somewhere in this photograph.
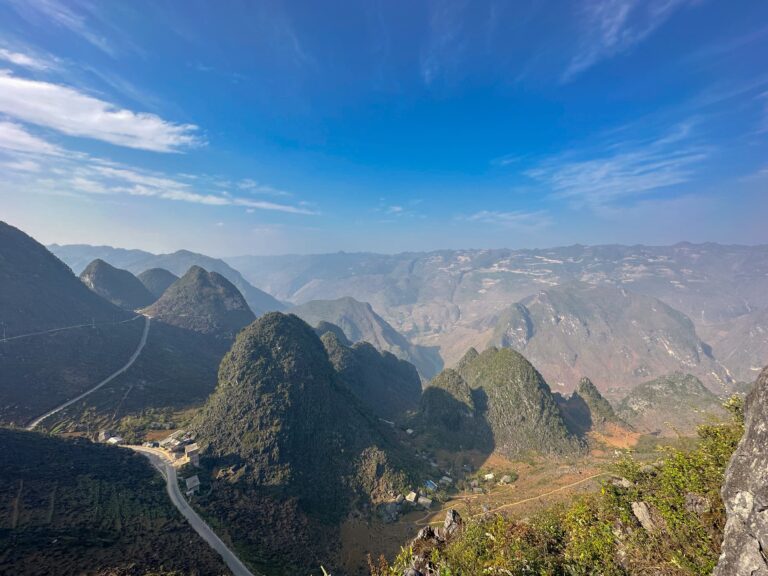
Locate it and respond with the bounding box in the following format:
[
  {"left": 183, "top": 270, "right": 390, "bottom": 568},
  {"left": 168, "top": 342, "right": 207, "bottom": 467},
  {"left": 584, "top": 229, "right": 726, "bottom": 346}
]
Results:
[
  {"left": 400, "top": 509, "right": 464, "bottom": 576},
  {"left": 714, "top": 365, "right": 768, "bottom": 576}
]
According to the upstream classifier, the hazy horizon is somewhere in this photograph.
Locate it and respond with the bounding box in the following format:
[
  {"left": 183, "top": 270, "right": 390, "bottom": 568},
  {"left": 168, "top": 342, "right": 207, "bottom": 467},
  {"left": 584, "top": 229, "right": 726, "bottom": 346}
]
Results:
[
  {"left": 1, "top": 1, "right": 767, "bottom": 255},
  {"left": 42, "top": 234, "right": 768, "bottom": 261}
]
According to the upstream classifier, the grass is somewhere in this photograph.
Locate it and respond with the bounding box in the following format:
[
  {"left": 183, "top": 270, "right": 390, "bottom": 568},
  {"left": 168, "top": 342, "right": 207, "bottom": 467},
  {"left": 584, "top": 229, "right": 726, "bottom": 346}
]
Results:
[{"left": 369, "top": 397, "right": 744, "bottom": 576}]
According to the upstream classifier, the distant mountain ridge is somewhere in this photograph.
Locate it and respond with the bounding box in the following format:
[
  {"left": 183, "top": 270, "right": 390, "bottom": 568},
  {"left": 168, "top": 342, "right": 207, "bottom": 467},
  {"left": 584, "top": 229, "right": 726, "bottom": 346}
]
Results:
[
  {"left": 49, "top": 243, "right": 284, "bottom": 316},
  {"left": 490, "top": 282, "right": 732, "bottom": 396},
  {"left": 227, "top": 244, "right": 768, "bottom": 383}
]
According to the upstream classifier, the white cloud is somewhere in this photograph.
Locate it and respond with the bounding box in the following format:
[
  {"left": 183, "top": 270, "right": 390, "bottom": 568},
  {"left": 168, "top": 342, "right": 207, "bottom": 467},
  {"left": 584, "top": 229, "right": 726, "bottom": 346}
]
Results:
[
  {"left": 563, "top": 0, "right": 695, "bottom": 82},
  {"left": 0, "top": 70, "right": 201, "bottom": 152},
  {"left": 0, "top": 120, "right": 63, "bottom": 155},
  {"left": 1, "top": 158, "right": 42, "bottom": 172},
  {"left": 465, "top": 210, "right": 551, "bottom": 230},
  {"left": 0, "top": 48, "right": 49, "bottom": 70},
  {"left": 387, "top": 205, "right": 404, "bottom": 214},
  {"left": 526, "top": 123, "right": 708, "bottom": 207}
]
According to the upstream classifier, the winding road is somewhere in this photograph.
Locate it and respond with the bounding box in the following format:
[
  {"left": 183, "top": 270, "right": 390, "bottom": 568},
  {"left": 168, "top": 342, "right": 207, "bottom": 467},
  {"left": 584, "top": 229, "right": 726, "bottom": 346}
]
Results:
[
  {"left": 19, "top": 313, "right": 256, "bottom": 575},
  {"left": 128, "top": 446, "right": 257, "bottom": 576},
  {"left": 26, "top": 315, "right": 151, "bottom": 430}
]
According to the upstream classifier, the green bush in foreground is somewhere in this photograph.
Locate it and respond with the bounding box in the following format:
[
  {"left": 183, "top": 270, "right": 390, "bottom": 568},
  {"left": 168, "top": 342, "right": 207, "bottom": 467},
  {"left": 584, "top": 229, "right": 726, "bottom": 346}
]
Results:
[{"left": 373, "top": 397, "right": 744, "bottom": 576}]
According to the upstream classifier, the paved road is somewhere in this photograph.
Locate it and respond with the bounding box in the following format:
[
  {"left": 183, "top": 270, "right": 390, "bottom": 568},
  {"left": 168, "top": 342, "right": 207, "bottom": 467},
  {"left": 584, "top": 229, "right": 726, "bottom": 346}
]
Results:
[
  {"left": 128, "top": 446, "right": 257, "bottom": 576},
  {"left": 1, "top": 314, "right": 142, "bottom": 343},
  {"left": 26, "top": 316, "right": 151, "bottom": 430}
]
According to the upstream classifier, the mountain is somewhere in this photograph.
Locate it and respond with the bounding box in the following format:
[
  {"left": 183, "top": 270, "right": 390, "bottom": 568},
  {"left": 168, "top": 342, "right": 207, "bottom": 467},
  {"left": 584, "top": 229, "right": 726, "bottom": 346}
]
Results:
[
  {"left": 1, "top": 222, "right": 127, "bottom": 335},
  {"left": 556, "top": 377, "right": 626, "bottom": 436},
  {"left": 617, "top": 372, "right": 726, "bottom": 435},
  {"left": 49, "top": 244, "right": 284, "bottom": 316},
  {"left": 192, "top": 312, "right": 416, "bottom": 574},
  {"left": 0, "top": 224, "right": 224, "bottom": 427},
  {"left": 137, "top": 267, "right": 179, "bottom": 299},
  {"left": 320, "top": 329, "right": 422, "bottom": 421},
  {"left": 143, "top": 266, "right": 255, "bottom": 338},
  {"left": 491, "top": 282, "right": 731, "bottom": 397},
  {"left": 226, "top": 244, "right": 768, "bottom": 380},
  {"left": 714, "top": 364, "right": 768, "bottom": 576},
  {"left": 0, "top": 428, "right": 228, "bottom": 576},
  {"left": 79, "top": 259, "right": 155, "bottom": 310},
  {"left": 0, "top": 222, "right": 148, "bottom": 425},
  {"left": 290, "top": 296, "right": 443, "bottom": 378},
  {"left": 700, "top": 306, "right": 768, "bottom": 383},
  {"left": 422, "top": 347, "right": 582, "bottom": 457}
]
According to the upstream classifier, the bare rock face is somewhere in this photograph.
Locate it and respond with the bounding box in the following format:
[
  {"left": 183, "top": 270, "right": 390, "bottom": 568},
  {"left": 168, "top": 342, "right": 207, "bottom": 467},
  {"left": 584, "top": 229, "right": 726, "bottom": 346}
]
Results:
[
  {"left": 714, "top": 365, "right": 768, "bottom": 576},
  {"left": 403, "top": 509, "right": 464, "bottom": 576}
]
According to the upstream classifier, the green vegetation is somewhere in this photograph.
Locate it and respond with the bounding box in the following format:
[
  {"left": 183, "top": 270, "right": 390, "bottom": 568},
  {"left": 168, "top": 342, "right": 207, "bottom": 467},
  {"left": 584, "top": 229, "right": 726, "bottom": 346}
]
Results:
[
  {"left": 0, "top": 428, "right": 228, "bottom": 575},
  {"left": 373, "top": 398, "right": 744, "bottom": 576},
  {"left": 457, "top": 346, "right": 583, "bottom": 457}
]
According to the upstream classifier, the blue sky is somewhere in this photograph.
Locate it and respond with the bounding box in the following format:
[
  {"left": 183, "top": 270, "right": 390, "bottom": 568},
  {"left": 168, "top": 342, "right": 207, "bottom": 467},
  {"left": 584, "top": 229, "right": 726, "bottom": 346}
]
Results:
[{"left": 0, "top": 0, "right": 766, "bottom": 255}]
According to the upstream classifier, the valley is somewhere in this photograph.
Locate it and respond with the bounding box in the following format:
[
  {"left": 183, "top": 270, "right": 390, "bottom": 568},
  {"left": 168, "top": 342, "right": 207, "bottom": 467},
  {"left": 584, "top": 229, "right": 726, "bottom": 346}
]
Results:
[{"left": 1, "top": 220, "right": 764, "bottom": 575}]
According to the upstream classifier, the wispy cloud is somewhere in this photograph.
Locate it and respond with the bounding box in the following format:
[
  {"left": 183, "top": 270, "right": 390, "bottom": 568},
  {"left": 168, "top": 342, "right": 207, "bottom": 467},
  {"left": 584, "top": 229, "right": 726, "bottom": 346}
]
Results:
[
  {"left": 0, "top": 70, "right": 201, "bottom": 152},
  {"left": 0, "top": 129, "right": 316, "bottom": 215},
  {"left": 7, "top": 0, "right": 115, "bottom": 56},
  {"left": 563, "top": 0, "right": 695, "bottom": 82},
  {"left": 0, "top": 48, "right": 50, "bottom": 70},
  {"left": 420, "top": 0, "right": 470, "bottom": 85},
  {"left": 526, "top": 122, "right": 708, "bottom": 207},
  {"left": 237, "top": 178, "right": 292, "bottom": 197},
  {"left": 0, "top": 121, "right": 63, "bottom": 155},
  {"left": 464, "top": 209, "right": 551, "bottom": 230}
]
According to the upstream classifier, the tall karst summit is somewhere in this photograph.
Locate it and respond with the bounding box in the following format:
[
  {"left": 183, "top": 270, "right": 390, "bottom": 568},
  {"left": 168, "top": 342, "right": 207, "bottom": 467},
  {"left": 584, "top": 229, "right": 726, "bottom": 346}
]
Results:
[
  {"left": 192, "top": 312, "right": 416, "bottom": 574},
  {"left": 422, "top": 346, "right": 583, "bottom": 457},
  {"left": 143, "top": 265, "right": 255, "bottom": 338}
]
